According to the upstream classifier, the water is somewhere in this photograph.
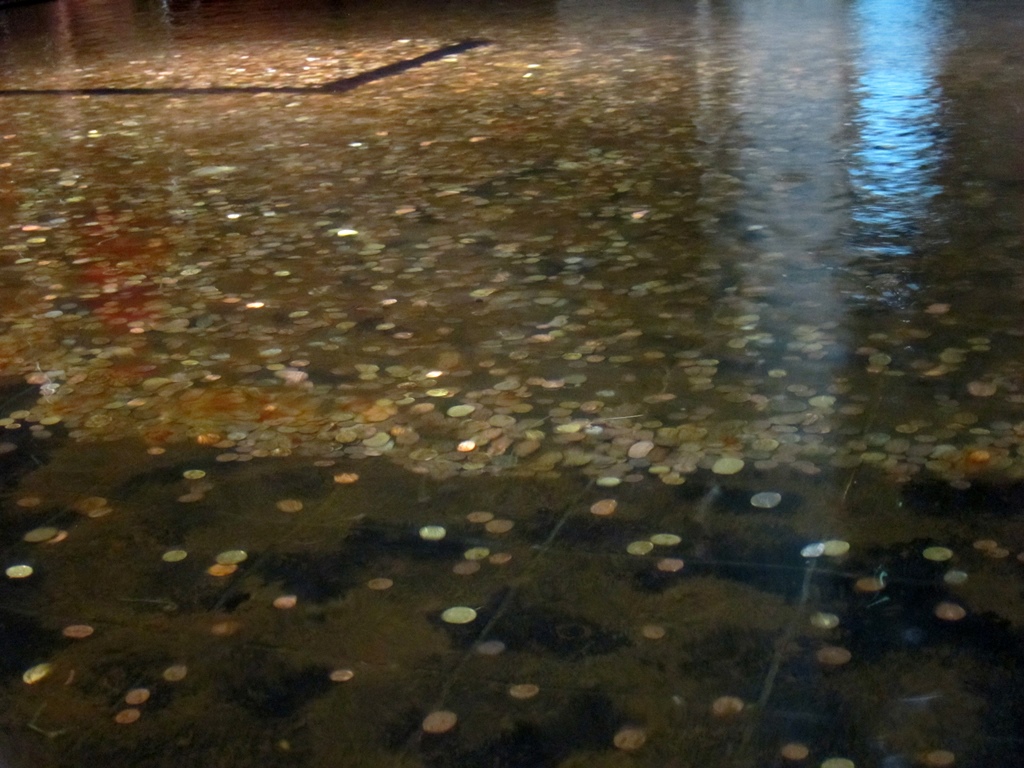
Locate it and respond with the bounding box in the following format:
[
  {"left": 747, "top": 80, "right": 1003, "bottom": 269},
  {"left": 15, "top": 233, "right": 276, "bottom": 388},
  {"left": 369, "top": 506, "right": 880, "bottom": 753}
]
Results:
[{"left": 1, "top": 0, "right": 1023, "bottom": 765}]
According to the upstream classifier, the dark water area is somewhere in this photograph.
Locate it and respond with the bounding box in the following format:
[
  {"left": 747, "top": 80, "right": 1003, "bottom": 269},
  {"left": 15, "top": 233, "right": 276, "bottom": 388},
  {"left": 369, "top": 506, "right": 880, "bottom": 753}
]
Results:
[{"left": 1, "top": 0, "right": 1024, "bottom": 766}]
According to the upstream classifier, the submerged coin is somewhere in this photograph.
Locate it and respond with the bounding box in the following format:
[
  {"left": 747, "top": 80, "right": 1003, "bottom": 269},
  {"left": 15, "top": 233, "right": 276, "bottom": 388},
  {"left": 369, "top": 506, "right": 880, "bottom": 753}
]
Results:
[
  {"left": 627, "top": 541, "right": 655, "bottom": 556},
  {"left": 162, "top": 549, "right": 188, "bottom": 563},
  {"left": 711, "top": 457, "right": 744, "bottom": 475},
  {"left": 923, "top": 546, "right": 954, "bottom": 562},
  {"left": 820, "top": 759, "right": 855, "bottom": 768},
  {"left": 613, "top": 726, "right": 647, "bottom": 751},
  {"left": 641, "top": 624, "right": 666, "bottom": 640},
  {"left": 114, "top": 709, "right": 141, "bottom": 724},
  {"left": 590, "top": 499, "right": 618, "bottom": 516},
  {"left": 215, "top": 550, "right": 247, "bottom": 565},
  {"left": 367, "top": 578, "right": 393, "bottom": 591},
  {"left": 62, "top": 624, "right": 94, "bottom": 639},
  {"left": 816, "top": 646, "right": 852, "bottom": 666},
  {"left": 801, "top": 542, "right": 826, "bottom": 558},
  {"left": 750, "top": 492, "right": 782, "bottom": 509},
  {"left": 485, "top": 519, "right": 514, "bottom": 534},
  {"left": 711, "top": 696, "right": 745, "bottom": 717},
  {"left": 441, "top": 606, "right": 477, "bottom": 624},
  {"left": 276, "top": 499, "right": 303, "bottom": 513},
  {"left": 854, "top": 576, "right": 885, "bottom": 593},
  {"left": 649, "top": 533, "right": 681, "bottom": 546},
  {"left": 331, "top": 667, "right": 360, "bottom": 684},
  {"left": 934, "top": 602, "right": 966, "bottom": 621},
  {"left": 419, "top": 525, "right": 446, "bottom": 541},
  {"left": 781, "top": 743, "right": 810, "bottom": 761},
  {"left": 162, "top": 664, "right": 188, "bottom": 682},
  {"left": 822, "top": 540, "right": 850, "bottom": 557},
  {"left": 329, "top": 668, "right": 355, "bottom": 682},
  {"left": 508, "top": 683, "right": 540, "bottom": 699},
  {"left": 23, "top": 527, "right": 59, "bottom": 543},
  {"left": 657, "top": 558, "right": 685, "bottom": 572},
  {"left": 921, "top": 749, "right": 955, "bottom": 767},
  {"left": 73, "top": 497, "right": 108, "bottom": 514},
  {"left": 124, "top": 688, "right": 150, "bottom": 705},
  {"left": 809, "top": 612, "right": 840, "bottom": 630},
  {"left": 943, "top": 570, "right": 969, "bottom": 585},
  {"left": 22, "top": 663, "right": 52, "bottom": 684},
  {"left": 422, "top": 710, "right": 458, "bottom": 734},
  {"left": 967, "top": 381, "right": 997, "bottom": 397},
  {"left": 5, "top": 564, "right": 33, "bottom": 579},
  {"left": 474, "top": 640, "right": 505, "bottom": 655},
  {"left": 210, "top": 620, "right": 241, "bottom": 636},
  {"left": 627, "top": 440, "right": 654, "bottom": 459}
]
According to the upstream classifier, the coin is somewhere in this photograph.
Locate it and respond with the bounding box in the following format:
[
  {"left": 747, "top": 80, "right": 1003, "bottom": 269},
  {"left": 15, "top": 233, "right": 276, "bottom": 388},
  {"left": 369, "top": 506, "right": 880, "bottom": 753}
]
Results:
[{"left": 422, "top": 710, "right": 458, "bottom": 734}]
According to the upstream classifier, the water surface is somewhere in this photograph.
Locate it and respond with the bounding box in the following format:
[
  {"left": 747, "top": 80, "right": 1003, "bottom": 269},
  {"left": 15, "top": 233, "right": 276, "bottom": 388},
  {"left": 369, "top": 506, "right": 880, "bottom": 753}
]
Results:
[{"left": 2, "top": 1, "right": 1024, "bottom": 766}]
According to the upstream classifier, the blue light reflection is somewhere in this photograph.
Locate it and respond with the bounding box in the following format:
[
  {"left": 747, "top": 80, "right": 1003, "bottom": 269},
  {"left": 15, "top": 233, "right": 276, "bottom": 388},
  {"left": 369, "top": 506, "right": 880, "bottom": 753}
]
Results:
[{"left": 850, "top": 0, "right": 948, "bottom": 257}]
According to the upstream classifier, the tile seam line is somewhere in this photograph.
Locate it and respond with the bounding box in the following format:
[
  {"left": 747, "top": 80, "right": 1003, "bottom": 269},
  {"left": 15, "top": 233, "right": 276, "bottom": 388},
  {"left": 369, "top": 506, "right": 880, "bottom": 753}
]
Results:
[
  {"left": 0, "top": 39, "right": 492, "bottom": 98},
  {"left": 394, "top": 478, "right": 594, "bottom": 765}
]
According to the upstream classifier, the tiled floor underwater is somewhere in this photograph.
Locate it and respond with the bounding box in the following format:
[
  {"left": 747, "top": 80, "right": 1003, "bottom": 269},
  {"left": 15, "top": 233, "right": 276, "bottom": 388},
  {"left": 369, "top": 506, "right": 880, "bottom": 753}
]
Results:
[{"left": 2, "top": 0, "right": 1024, "bottom": 766}]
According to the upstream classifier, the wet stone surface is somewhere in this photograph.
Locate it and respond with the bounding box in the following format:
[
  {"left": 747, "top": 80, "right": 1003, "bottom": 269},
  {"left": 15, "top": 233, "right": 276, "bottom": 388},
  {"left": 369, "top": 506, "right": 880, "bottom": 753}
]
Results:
[{"left": 2, "top": 0, "right": 1024, "bottom": 766}]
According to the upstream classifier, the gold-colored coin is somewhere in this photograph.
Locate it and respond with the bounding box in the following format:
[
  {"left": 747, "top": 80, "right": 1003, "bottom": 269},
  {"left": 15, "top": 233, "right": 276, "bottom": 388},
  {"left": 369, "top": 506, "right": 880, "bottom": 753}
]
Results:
[
  {"left": 627, "top": 541, "right": 654, "bottom": 555},
  {"left": 508, "top": 683, "right": 540, "bottom": 700},
  {"left": 5, "top": 564, "right": 33, "bottom": 579},
  {"left": 923, "top": 546, "right": 953, "bottom": 562},
  {"left": 422, "top": 710, "right": 458, "bottom": 734},
  {"left": 215, "top": 550, "right": 247, "bottom": 565},
  {"left": 711, "top": 696, "right": 744, "bottom": 717},
  {"left": 816, "top": 646, "right": 852, "bottom": 666},
  {"left": 612, "top": 726, "right": 647, "bottom": 751},
  {"left": 441, "top": 606, "right": 477, "bottom": 624}
]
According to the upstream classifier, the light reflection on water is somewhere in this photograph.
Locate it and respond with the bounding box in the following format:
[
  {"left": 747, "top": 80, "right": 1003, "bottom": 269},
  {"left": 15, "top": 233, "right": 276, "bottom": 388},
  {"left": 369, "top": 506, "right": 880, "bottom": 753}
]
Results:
[
  {"left": 0, "top": 1, "right": 1023, "bottom": 767},
  {"left": 850, "top": 0, "right": 949, "bottom": 260}
]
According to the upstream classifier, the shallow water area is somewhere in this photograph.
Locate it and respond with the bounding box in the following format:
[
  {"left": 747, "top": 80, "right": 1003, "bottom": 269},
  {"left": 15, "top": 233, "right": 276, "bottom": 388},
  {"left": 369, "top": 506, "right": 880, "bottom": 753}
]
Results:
[{"left": 2, "top": 0, "right": 1024, "bottom": 766}]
